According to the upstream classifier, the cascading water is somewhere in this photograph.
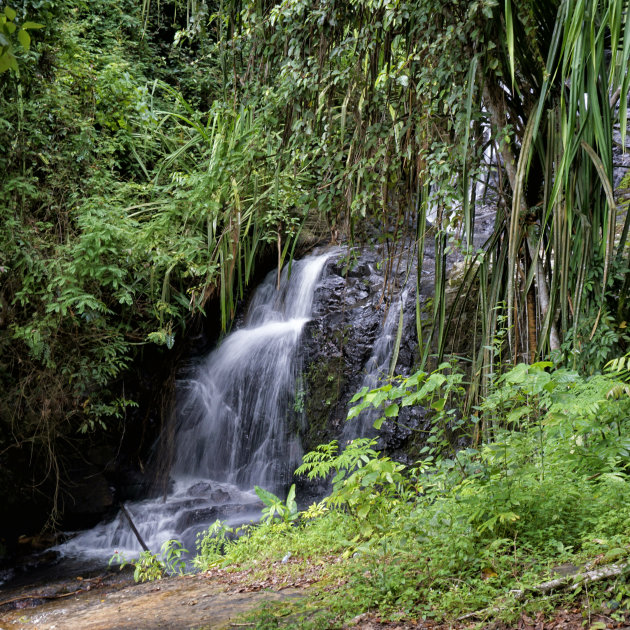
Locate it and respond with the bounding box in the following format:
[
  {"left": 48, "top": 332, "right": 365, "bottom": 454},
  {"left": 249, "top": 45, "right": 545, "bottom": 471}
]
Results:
[
  {"left": 175, "top": 253, "right": 333, "bottom": 491},
  {"left": 59, "top": 252, "right": 335, "bottom": 560},
  {"left": 343, "top": 287, "right": 409, "bottom": 441}
]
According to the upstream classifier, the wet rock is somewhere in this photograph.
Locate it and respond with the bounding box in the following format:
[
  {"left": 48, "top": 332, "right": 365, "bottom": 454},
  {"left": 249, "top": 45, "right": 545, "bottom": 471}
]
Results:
[
  {"left": 0, "top": 571, "right": 307, "bottom": 630},
  {"left": 186, "top": 482, "right": 213, "bottom": 496},
  {"left": 174, "top": 507, "right": 219, "bottom": 531},
  {"left": 300, "top": 245, "right": 422, "bottom": 454},
  {"left": 115, "top": 468, "right": 153, "bottom": 503},
  {"left": 210, "top": 489, "right": 230, "bottom": 504},
  {"left": 62, "top": 472, "right": 114, "bottom": 529},
  {"left": 17, "top": 534, "right": 60, "bottom": 552}
]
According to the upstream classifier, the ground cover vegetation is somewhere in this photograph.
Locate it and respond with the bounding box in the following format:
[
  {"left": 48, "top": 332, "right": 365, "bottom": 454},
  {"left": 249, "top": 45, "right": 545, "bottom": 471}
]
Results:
[
  {"left": 1, "top": 0, "right": 630, "bottom": 621},
  {"left": 191, "top": 360, "right": 630, "bottom": 626}
]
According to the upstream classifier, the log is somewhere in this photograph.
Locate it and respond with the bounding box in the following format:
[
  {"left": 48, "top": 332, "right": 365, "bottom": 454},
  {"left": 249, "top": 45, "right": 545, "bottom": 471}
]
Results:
[
  {"left": 458, "top": 562, "right": 630, "bottom": 621},
  {"left": 120, "top": 503, "right": 150, "bottom": 553},
  {"left": 510, "top": 562, "right": 630, "bottom": 600}
]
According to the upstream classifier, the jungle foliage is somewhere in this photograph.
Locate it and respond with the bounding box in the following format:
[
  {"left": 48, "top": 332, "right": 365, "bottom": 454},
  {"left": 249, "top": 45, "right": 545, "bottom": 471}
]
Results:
[
  {"left": 0, "top": 0, "right": 629, "bottom": 530},
  {"left": 0, "top": 0, "right": 311, "bottom": 525},
  {"left": 193, "top": 361, "right": 630, "bottom": 626}
]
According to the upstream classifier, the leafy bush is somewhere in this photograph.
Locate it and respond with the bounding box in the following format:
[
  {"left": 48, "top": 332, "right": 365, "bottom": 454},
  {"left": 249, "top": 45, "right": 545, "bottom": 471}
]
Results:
[
  {"left": 110, "top": 539, "right": 188, "bottom": 583},
  {"left": 192, "top": 362, "right": 630, "bottom": 624},
  {"left": 296, "top": 439, "right": 408, "bottom": 536},
  {"left": 255, "top": 484, "right": 298, "bottom": 525},
  {"left": 0, "top": 0, "right": 314, "bottom": 526},
  {"left": 193, "top": 520, "right": 237, "bottom": 569}
]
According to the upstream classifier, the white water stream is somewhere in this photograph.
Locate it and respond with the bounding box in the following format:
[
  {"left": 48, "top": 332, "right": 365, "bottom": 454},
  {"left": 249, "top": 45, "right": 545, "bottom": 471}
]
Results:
[
  {"left": 58, "top": 252, "right": 334, "bottom": 560},
  {"left": 343, "top": 287, "right": 409, "bottom": 441}
]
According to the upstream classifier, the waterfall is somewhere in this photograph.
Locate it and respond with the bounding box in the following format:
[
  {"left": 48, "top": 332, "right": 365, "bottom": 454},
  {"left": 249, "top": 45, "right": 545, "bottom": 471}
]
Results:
[
  {"left": 174, "top": 254, "right": 332, "bottom": 491},
  {"left": 58, "top": 252, "right": 334, "bottom": 560},
  {"left": 343, "top": 287, "right": 409, "bottom": 441}
]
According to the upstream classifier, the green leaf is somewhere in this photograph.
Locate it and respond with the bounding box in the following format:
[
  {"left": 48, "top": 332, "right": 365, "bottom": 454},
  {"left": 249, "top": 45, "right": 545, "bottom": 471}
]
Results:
[
  {"left": 504, "top": 364, "right": 529, "bottom": 384},
  {"left": 603, "top": 548, "right": 627, "bottom": 562},
  {"left": 405, "top": 371, "right": 426, "bottom": 387},
  {"left": 505, "top": 406, "right": 529, "bottom": 424},
  {"left": 21, "top": 21, "right": 44, "bottom": 30},
  {"left": 356, "top": 504, "right": 370, "bottom": 519},
  {"left": 285, "top": 484, "right": 296, "bottom": 513},
  {"left": 384, "top": 403, "right": 399, "bottom": 418},
  {"left": 254, "top": 485, "right": 280, "bottom": 508},
  {"left": 4, "top": 6, "right": 16, "bottom": 20},
  {"left": 532, "top": 361, "right": 554, "bottom": 370},
  {"left": 0, "top": 50, "right": 15, "bottom": 72},
  {"left": 17, "top": 28, "right": 29, "bottom": 51},
  {"left": 349, "top": 387, "right": 368, "bottom": 404},
  {"left": 504, "top": 0, "right": 514, "bottom": 88},
  {"left": 347, "top": 403, "right": 366, "bottom": 421}
]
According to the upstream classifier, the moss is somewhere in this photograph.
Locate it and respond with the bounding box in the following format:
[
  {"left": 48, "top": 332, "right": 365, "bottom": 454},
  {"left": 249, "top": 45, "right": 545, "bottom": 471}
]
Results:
[{"left": 302, "top": 354, "right": 345, "bottom": 453}]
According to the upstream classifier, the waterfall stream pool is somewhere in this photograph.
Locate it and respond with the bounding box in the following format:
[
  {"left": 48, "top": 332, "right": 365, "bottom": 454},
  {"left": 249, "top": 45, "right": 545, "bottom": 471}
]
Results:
[{"left": 52, "top": 252, "right": 336, "bottom": 568}]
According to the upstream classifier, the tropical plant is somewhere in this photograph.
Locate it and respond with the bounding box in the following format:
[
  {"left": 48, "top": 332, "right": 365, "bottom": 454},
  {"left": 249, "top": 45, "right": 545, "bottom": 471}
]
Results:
[
  {"left": 0, "top": 5, "right": 43, "bottom": 73},
  {"left": 457, "top": 0, "right": 630, "bottom": 389},
  {"left": 110, "top": 539, "right": 188, "bottom": 583},
  {"left": 193, "top": 519, "right": 236, "bottom": 568},
  {"left": 347, "top": 361, "right": 467, "bottom": 457},
  {"left": 0, "top": 0, "right": 311, "bottom": 528},
  {"left": 255, "top": 484, "right": 298, "bottom": 524},
  {"left": 296, "top": 438, "right": 408, "bottom": 536}
]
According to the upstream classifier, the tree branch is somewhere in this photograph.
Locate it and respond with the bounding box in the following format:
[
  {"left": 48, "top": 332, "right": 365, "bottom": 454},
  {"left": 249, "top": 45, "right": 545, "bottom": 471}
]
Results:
[{"left": 458, "top": 562, "right": 629, "bottom": 621}]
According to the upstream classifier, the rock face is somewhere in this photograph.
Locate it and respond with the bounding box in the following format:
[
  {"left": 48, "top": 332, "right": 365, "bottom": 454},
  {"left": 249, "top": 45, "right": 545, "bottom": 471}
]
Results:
[{"left": 299, "top": 244, "right": 429, "bottom": 459}]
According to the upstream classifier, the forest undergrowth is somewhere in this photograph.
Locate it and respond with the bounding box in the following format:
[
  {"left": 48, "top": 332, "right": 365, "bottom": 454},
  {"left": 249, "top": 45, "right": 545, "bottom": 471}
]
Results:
[{"left": 146, "top": 359, "right": 630, "bottom": 628}]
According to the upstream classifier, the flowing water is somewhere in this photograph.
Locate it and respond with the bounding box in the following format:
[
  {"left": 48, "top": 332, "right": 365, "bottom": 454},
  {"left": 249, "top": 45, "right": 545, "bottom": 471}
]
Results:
[
  {"left": 58, "top": 252, "right": 335, "bottom": 561},
  {"left": 343, "top": 287, "right": 409, "bottom": 441}
]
